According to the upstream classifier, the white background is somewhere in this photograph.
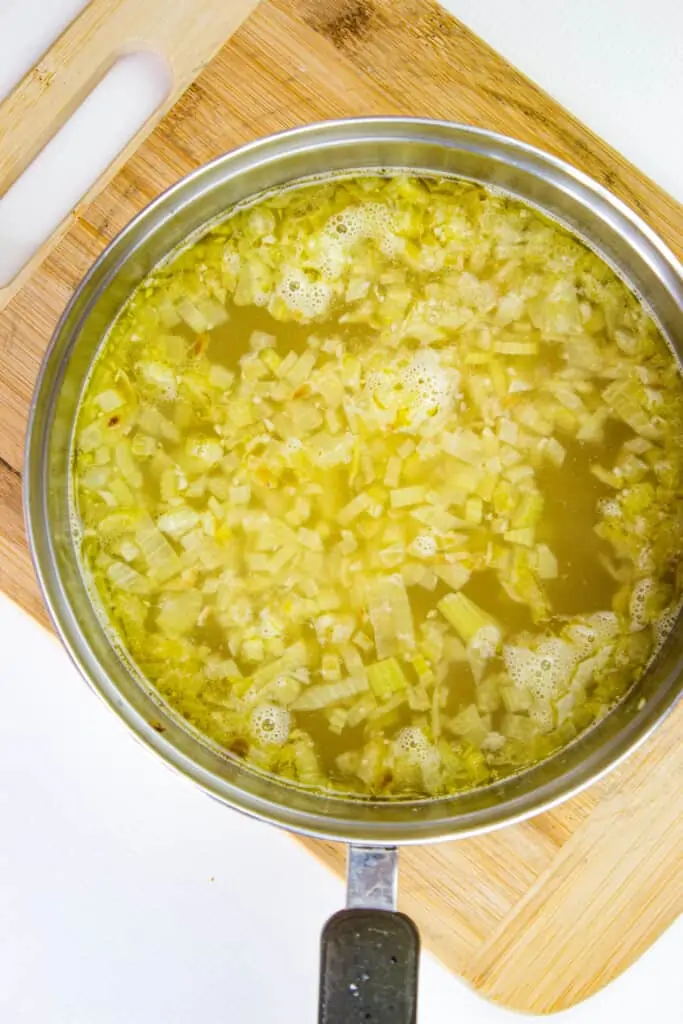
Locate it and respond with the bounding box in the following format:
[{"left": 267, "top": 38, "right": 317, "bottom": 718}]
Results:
[{"left": 0, "top": 1, "right": 681, "bottom": 1021}]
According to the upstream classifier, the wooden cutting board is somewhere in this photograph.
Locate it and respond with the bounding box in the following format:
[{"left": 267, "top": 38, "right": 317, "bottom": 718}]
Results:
[{"left": 1, "top": 0, "right": 681, "bottom": 1013}]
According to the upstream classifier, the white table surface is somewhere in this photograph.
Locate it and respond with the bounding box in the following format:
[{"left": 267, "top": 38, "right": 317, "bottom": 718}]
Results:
[{"left": 0, "top": 2, "right": 681, "bottom": 1021}]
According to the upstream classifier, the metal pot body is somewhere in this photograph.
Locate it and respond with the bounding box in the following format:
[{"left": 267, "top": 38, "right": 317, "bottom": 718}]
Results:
[{"left": 25, "top": 118, "right": 683, "bottom": 845}]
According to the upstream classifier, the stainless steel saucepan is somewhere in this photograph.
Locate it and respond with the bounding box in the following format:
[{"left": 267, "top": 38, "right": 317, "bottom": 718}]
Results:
[{"left": 25, "top": 119, "right": 683, "bottom": 1022}]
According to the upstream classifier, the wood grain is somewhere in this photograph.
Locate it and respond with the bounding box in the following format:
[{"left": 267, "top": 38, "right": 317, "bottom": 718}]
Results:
[
  {"left": 470, "top": 706, "right": 683, "bottom": 1011},
  {"left": 0, "top": 0, "right": 680, "bottom": 1012},
  {"left": 0, "top": 0, "right": 258, "bottom": 308}
]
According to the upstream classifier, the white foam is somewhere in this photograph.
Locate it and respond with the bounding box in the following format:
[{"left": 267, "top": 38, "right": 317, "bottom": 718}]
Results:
[
  {"left": 598, "top": 499, "right": 621, "bottom": 519},
  {"left": 589, "top": 611, "right": 620, "bottom": 641},
  {"left": 629, "top": 578, "right": 656, "bottom": 632},
  {"left": 481, "top": 731, "right": 506, "bottom": 752},
  {"left": 653, "top": 603, "right": 680, "bottom": 652},
  {"left": 504, "top": 638, "right": 579, "bottom": 700},
  {"left": 316, "top": 201, "right": 404, "bottom": 276},
  {"left": 315, "top": 238, "right": 347, "bottom": 281},
  {"left": 565, "top": 612, "right": 619, "bottom": 656},
  {"left": 529, "top": 701, "right": 554, "bottom": 732},
  {"left": 394, "top": 726, "right": 433, "bottom": 765},
  {"left": 410, "top": 534, "right": 438, "bottom": 559},
  {"left": 324, "top": 202, "right": 395, "bottom": 246},
  {"left": 276, "top": 267, "right": 332, "bottom": 318},
  {"left": 362, "top": 349, "right": 458, "bottom": 434},
  {"left": 250, "top": 703, "right": 291, "bottom": 746}
]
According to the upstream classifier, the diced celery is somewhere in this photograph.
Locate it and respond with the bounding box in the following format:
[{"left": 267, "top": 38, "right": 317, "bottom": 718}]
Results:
[
  {"left": 443, "top": 635, "right": 468, "bottom": 663},
  {"left": 346, "top": 692, "right": 378, "bottom": 728},
  {"left": 411, "top": 506, "right": 461, "bottom": 533},
  {"left": 448, "top": 704, "right": 488, "bottom": 746},
  {"left": 408, "top": 653, "right": 435, "bottom": 685},
  {"left": 539, "top": 436, "right": 566, "bottom": 467},
  {"left": 356, "top": 736, "right": 390, "bottom": 789},
  {"left": 327, "top": 708, "right": 348, "bottom": 734},
  {"left": 465, "top": 497, "right": 483, "bottom": 524},
  {"left": 136, "top": 517, "right": 181, "bottom": 582},
  {"left": 293, "top": 738, "right": 322, "bottom": 786},
  {"left": 504, "top": 527, "right": 535, "bottom": 547},
  {"left": 321, "top": 654, "right": 342, "bottom": 681},
  {"left": 367, "top": 657, "right": 409, "bottom": 698},
  {"left": 576, "top": 407, "right": 609, "bottom": 443},
  {"left": 407, "top": 684, "right": 431, "bottom": 711},
  {"left": 438, "top": 593, "right": 499, "bottom": 645},
  {"left": 442, "top": 430, "right": 483, "bottom": 464},
  {"left": 288, "top": 349, "right": 317, "bottom": 386},
  {"left": 467, "top": 624, "right": 502, "bottom": 682},
  {"left": 366, "top": 575, "right": 415, "bottom": 658},
  {"left": 512, "top": 491, "right": 543, "bottom": 528},
  {"left": 591, "top": 464, "right": 623, "bottom": 489},
  {"left": 293, "top": 676, "right": 369, "bottom": 711},
  {"left": 229, "top": 485, "right": 251, "bottom": 505},
  {"left": 476, "top": 676, "right": 502, "bottom": 713},
  {"left": 298, "top": 527, "right": 324, "bottom": 551},
  {"left": 436, "top": 563, "right": 471, "bottom": 591},
  {"left": 338, "top": 492, "right": 372, "bottom": 526},
  {"left": 157, "top": 591, "right": 201, "bottom": 636},
  {"left": 115, "top": 442, "right": 143, "bottom": 489},
  {"left": 157, "top": 507, "right": 200, "bottom": 538},
  {"left": 383, "top": 455, "right": 402, "bottom": 487},
  {"left": 370, "top": 692, "right": 408, "bottom": 727},
  {"left": 187, "top": 437, "right": 223, "bottom": 469},
  {"left": 106, "top": 561, "right": 150, "bottom": 594},
  {"left": 390, "top": 486, "right": 426, "bottom": 509},
  {"left": 379, "top": 543, "right": 406, "bottom": 568},
  {"left": 275, "top": 350, "right": 298, "bottom": 379},
  {"left": 494, "top": 340, "right": 538, "bottom": 355},
  {"left": 502, "top": 714, "right": 538, "bottom": 743},
  {"left": 500, "top": 546, "right": 549, "bottom": 621},
  {"left": 94, "top": 389, "right": 125, "bottom": 413},
  {"left": 131, "top": 434, "right": 157, "bottom": 458},
  {"left": 242, "top": 637, "right": 265, "bottom": 663},
  {"left": 603, "top": 377, "right": 661, "bottom": 439},
  {"left": 500, "top": 684, "right": 533, "bottom": 712},
  {"left": 352, "top": 631, "right": 373, "bottom": 653},
  {"left": 535, "top": 544, "right": 558, "bottom": 579},
  {"left": 80, "top": 466, "right": 110, "bottom": 490},
  {"left": 339, "top": 643, "right": 366, "bottom": 684},
  {"left": 252, "top": 642, "right": 308, "bottom": 688}
]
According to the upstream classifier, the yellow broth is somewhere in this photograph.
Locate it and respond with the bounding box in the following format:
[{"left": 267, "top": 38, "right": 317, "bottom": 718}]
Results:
[{"left": 72, "top": 175, "right": 683, "bottom": 798}]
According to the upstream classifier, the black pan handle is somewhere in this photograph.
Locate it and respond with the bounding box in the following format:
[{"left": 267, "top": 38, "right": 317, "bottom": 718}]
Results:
[{"left": 318, "top": 847, "right": 420, "bottom": 1024}]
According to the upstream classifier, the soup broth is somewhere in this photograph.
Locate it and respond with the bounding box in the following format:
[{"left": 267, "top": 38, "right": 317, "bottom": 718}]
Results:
[{"left": 72, "top": 174, "right": 683, "bottom": 798}]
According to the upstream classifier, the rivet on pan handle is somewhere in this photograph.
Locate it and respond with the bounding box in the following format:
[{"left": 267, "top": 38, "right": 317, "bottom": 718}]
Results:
[
  {"left": 319, "top": 847, "right": 420, "bottom": 1024},
  {"left": 0, "top": 0, "right": 258, "bottom": 311}
]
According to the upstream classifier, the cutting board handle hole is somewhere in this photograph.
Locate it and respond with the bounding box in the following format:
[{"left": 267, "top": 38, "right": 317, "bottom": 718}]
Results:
[{"left": 0, "top": 51, "right": 170, "bottom": 289}]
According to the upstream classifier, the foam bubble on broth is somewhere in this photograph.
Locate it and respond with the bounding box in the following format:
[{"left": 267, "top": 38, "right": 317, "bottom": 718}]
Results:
[
  {"left": 629, "top": 578, "right": 657, "bottom": 633},
  {"left": 277, "top": 267, "right": 333, "bottom": 319},
  {"left": 251, "top": 704, "right": 291, "bottom": 746},
  {"left": 324, "top": 201, "right": 395, "bottom": 245},
  {"left": 363, "top": 350, "right": 457, "bottom": 433},
  {"left": 394, "top": 727, "right": 432, "bottom": 764},
  {"left": 653, "top": 604, "right": 681, "bottom": 653}
]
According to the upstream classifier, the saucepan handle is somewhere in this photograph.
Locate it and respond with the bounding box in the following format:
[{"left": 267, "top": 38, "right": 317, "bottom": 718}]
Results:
[{"left": 318, "top": 846, "right": 420, "bottom": 1024}]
